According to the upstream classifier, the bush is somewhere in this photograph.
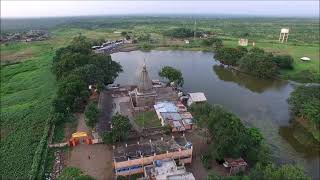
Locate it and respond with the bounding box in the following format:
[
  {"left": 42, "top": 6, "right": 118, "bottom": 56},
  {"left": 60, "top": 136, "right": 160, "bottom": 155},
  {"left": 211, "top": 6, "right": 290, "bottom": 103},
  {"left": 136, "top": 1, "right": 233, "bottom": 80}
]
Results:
[{"left": 273, "top": 55, "right": 294, "bottom": 69}]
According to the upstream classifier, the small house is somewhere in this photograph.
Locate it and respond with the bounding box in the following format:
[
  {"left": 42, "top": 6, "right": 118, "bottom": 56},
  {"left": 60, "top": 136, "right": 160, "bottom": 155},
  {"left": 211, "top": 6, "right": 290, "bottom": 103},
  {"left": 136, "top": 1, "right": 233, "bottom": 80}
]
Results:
[
  {"left": 223, "top": 158, "right": 247, "bottom": 175},
  {"left": 184, "top": 40, "right": 190, "bottom": 44},
  {"left": 187, "top": 92, "right": 207, "bottom": 106},
  {"left": 238, "top": 38, "right": 248, "bottom": 46}
]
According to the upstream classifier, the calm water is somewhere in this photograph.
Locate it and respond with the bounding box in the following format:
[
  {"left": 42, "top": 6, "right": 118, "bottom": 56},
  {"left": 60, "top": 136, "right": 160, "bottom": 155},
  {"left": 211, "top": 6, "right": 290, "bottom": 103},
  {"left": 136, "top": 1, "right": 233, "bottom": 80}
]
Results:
[{"left": 111, "top": 50, "right": 319, "bottom": 179}]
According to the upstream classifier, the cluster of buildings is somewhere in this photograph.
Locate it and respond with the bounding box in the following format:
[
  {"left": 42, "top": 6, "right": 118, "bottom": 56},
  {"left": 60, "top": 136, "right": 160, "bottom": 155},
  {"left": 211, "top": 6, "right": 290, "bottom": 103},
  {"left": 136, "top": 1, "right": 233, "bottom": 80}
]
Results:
[
  {"left": 113, "top": 135, "right": 194, "bottom": 179},
  {"left": 0, "top": 30, "right": 49, "bottom": 42},
  {"left": 154, "top": 101, "right": 194, "bottom": 132},
  {"left": 111, "top": 63, "right": 248, "bottom": 179}
]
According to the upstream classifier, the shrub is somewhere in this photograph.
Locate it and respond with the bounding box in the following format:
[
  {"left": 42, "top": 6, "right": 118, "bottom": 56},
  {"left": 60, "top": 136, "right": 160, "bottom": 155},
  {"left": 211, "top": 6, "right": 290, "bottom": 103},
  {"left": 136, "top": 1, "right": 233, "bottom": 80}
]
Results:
[{"left": 273, "top": 55, "right": 294, "bottom": 69}]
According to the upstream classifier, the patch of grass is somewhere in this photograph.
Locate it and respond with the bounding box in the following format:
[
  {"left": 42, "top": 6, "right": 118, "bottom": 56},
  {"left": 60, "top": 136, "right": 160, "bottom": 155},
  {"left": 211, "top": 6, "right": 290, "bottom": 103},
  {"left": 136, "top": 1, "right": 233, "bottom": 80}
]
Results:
[{"left": 134, "top": 110, "right": 161, "bottom": 128}]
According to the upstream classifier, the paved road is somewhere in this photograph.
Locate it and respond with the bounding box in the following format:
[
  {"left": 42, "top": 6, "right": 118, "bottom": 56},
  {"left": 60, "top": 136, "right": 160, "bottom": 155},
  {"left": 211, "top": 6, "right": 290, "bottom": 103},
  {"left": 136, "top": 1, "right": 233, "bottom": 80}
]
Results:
[{"left": 97, "top": 91, "right": 113, "bottom": 134}]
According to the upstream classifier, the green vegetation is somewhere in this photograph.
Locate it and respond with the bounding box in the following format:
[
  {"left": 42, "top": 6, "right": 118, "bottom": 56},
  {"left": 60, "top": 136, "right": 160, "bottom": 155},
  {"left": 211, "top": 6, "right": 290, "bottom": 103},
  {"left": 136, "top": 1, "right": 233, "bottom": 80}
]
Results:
[
  {"left": 106, "top": 114, "right": 132, "bottom": 143},
  {"left": 214, "top": 46, "right": 247, "bottom": 66},
  {"left": 207, "top": 163, "right": 310, "bottom": 180},
  {"left": 163, "top": 27, "right": 194, "bottom": 38},
  {"left": 238, "top": 48, "right": 279, "bottom": 78},
  {"left": 272, "top": 55, "right": 294, "bottom": 69},
  {"left": 135, "top": 110, "right": 161, "bottom": 128},
  {"left": 207, "top": 171, "right": 249, "bottom": 180},
  {"left": 57, "top": 167, "right": 95, "bottom": 180},
  {"left": 190, "top": 103, "right": 271, "bottom": 166},
  {"left": 288, "top": 86, "right": 320, "bottom": 143},
  {"left": 191, "top": 103, "right": 310, "bottom": 179},
  {"left": 201, "top": 37, "right": 223, "bottom": 50},
  {"left": 159, "top": 66, "right": 184, "bottom": 86},
  {"left": 0, "top": 51, "right": 56, "bottom": 178},
  {"left": 52, "top": 35, "right": 122, "bottom": 113},
  {"left": 84, "top": 102, "right": 99, "bottom": 128},
  {"left": 249, "top": 163, "right": 310, "bottom": 180}
]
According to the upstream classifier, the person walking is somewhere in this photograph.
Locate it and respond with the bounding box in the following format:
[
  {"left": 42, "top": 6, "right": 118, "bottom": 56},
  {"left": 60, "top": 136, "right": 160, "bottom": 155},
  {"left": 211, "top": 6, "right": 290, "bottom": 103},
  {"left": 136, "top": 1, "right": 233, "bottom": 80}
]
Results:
[{"left": 88, "top": 155, "right": 91, "bottom": 160}]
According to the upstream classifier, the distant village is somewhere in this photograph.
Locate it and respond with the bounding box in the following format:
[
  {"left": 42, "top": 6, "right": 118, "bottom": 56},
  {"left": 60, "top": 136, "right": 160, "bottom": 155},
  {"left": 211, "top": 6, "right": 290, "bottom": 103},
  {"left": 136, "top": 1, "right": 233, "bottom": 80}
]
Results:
[{"left": 0, "top": 30, "right": 50, "bottom": 42}]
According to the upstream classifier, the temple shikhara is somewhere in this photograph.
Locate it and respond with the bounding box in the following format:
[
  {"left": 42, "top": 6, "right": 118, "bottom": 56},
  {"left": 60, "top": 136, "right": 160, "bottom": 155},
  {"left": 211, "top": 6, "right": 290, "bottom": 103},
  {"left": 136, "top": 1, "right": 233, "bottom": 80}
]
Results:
[{"left": 130, "top": 63, "right": 157, "bottom": 108}]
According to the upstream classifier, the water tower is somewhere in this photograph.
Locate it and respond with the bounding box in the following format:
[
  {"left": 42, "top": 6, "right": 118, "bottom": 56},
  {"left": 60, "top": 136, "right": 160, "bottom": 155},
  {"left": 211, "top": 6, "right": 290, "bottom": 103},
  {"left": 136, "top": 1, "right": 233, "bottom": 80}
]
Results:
[{"left": 279, "top": 28, "right": 289, "bottom": 43}]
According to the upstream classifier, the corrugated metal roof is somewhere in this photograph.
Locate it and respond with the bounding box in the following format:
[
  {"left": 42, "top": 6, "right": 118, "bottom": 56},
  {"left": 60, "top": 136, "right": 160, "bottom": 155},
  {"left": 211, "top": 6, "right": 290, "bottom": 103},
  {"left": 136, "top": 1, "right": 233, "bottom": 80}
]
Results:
[
  {"left": 154, "top": 102, "right": 178, "bottom": 113},
  {"left": 161, "top": 112, "right": 182, "bottom": 121}
]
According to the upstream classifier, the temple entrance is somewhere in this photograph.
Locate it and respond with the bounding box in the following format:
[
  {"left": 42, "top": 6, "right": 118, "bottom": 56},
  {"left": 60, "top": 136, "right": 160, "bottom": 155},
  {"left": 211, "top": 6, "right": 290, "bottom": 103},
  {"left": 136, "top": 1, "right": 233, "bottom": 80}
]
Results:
[{"left": 69, "top": 131, "right": 92, "bottom": 146}]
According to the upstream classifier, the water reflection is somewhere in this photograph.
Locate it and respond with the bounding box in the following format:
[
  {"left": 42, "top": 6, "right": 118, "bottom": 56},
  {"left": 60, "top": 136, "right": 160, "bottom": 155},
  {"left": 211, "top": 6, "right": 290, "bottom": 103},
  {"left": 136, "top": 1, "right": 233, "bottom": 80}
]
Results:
[{"left": 213, "top": 65, "right": 287, "bottom": 93}]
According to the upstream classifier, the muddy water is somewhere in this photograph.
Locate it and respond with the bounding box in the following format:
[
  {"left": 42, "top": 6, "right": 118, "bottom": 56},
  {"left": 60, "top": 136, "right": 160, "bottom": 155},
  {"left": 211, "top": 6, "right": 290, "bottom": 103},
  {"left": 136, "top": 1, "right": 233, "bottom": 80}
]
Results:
[{"left": 111, "top": 50, "right": 319, "bottom": 179}]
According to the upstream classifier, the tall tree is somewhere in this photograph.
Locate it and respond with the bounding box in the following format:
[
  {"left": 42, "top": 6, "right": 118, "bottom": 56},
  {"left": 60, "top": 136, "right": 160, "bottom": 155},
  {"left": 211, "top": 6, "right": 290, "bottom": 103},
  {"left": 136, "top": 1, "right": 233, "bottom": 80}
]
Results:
[
  {"left": 84, "top": 102, "right": 99, "bottom": 128},
  {"left": 159, "top": 66, "right": 184, "bottom": 86},
  {"left": 111, "top": 114, "right": 131, "bottom": 142}
]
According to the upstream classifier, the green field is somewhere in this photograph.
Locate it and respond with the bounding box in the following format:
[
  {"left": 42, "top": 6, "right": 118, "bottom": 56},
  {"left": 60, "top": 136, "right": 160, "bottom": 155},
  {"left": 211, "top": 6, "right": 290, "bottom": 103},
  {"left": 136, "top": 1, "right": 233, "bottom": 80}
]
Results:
[
  {"left": 0, "top": 54, "right": 56, "bottom": 177},
  {"left": 135, "top": 111, "right": 161, "bottom": 128}
]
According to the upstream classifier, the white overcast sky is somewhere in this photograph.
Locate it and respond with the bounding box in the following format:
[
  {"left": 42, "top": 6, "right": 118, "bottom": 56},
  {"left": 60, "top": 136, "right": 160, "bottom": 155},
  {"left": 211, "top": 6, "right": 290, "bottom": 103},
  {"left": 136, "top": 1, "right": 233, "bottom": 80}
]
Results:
[{"left": 1, "top": 1, "right": 319, "bottom": 18}]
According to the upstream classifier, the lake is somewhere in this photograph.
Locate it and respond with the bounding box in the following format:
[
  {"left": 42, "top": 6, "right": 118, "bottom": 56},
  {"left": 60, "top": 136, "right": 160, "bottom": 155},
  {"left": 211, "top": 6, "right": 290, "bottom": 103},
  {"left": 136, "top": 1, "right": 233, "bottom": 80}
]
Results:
[{"left": 111, "top": 50, "right": 319, "bottom": 179}]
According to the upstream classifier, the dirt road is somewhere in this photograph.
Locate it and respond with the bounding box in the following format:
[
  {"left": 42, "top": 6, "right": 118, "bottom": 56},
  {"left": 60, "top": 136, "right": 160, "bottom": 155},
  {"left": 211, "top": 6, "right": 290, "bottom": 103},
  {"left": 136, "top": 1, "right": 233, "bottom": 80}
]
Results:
[{"left": 65, "top": 113, "right": 114, "bottom": 180}]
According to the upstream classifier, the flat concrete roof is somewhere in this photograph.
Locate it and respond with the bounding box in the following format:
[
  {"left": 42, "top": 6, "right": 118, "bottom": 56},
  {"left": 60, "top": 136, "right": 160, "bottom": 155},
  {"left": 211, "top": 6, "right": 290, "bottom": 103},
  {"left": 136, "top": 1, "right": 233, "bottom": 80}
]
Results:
[{"left": 113, "top": 136, "right": 191, "bottom": 163}]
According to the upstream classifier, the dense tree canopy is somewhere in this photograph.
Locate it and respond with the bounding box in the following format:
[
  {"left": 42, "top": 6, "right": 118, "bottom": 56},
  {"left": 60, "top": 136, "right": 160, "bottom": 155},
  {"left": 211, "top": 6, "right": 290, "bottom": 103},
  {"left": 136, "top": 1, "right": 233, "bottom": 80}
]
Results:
[
  {"left": 238, "top": 48, "right": 278, "bottom": 78},
  {"left": 250, "top": 163, "right": 311, "bottom": 180},
  {"left": 288, "top": 86, "right": 320, "bottom": 128},
  {"left": 163, "top": 28, "right": 194, "bottom": 38},
  {"left": 52, "top": 35, "right": 122, "bottom": 113},
  {"left": 190, "top": 103, "right": 271, "bottom": 165},
  {"left": 272, "top": 55, "right": 294, "bottom": 70},
  {"left": 214, "top": 47, "right": 248, "bottom": 66},
  {"left": 111, "top": 114, "right": 131, "bottom": 142},
  {"left": 159, "top": 66, "right": 184, "bottom": 86},
  {"left": 201, "top": 37, "right": 223, "bottom": 50},
  {"left": 84, "top": 102, "right": 99, "bottom": 128}
]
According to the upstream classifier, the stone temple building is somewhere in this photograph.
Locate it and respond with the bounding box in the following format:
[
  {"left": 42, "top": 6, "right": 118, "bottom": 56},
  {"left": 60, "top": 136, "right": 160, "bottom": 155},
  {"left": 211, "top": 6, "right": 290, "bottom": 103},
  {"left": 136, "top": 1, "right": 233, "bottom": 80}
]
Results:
[{"left": 130, "top": 63, "right": 157, "bottom": 108}]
